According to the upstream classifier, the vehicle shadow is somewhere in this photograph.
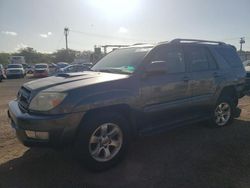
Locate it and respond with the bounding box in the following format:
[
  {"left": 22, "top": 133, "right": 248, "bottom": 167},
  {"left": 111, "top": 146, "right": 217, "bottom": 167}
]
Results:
[{"left": 1, "top": 119, "right": 250, "bottom": 188}]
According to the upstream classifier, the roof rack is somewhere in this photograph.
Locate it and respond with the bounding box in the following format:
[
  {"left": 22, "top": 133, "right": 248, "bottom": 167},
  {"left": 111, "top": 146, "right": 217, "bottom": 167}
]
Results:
[
  {"left": 170, "top": 38, "right": 226, "bottom": 45},
  {"left": 132, "top": 43, "right": 148, "bottom": 46}
]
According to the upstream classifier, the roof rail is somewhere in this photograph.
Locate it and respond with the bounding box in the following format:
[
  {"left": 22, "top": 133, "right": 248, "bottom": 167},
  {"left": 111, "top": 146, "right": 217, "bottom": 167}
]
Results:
[
  {"left": 132, "top": 43, "right": 148, "bottom": 45},
  {"left": 170, "top": 38, "right": 226, "bottom": 45},
  {"left": 131, "top": 43, "right": 156, "bottom": 47}
]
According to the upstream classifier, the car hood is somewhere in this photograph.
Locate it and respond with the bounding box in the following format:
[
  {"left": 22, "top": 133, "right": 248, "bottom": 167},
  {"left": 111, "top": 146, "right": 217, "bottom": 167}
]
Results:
[{"left": 23, "top": 71, "right": 130, "bottom": 92}]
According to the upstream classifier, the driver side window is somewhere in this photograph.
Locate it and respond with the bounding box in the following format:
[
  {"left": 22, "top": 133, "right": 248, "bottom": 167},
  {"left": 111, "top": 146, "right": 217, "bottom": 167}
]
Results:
[{"left": 151, "top": 45, "right": 186, "bottom": 74}]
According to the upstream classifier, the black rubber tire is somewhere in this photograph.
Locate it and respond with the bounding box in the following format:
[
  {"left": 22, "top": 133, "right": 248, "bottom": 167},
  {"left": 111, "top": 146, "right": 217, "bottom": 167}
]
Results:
[
  {"left": 74, "top": 112, "right": 130, "bottom": 172},
  {"left": 209, "top": 95, "right": 236, "bottom": 127}
]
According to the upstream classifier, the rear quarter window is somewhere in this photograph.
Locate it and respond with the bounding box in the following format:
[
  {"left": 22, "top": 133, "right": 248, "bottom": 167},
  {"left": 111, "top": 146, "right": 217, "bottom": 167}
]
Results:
[{"left": 216, "top": 47, "right": 242, "bottom": 67}]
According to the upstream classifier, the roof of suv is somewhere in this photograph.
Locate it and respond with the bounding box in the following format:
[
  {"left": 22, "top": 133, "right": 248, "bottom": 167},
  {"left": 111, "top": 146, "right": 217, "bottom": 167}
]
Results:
[{"left": 127, "top": 38, "right": 234, "bottom": 49}]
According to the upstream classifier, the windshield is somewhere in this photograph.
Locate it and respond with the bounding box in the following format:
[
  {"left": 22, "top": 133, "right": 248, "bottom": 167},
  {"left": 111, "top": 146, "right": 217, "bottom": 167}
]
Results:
[
  {"left": 57, "top": 63, "right": 68, "bottom": 68},
  {"left": 7, "top": 64, "right": 22, "bottom": 68},
  {"left": 35, "top": 64, "right": 47, "bottom": 69},
  {"left": 63, "top": 65, "right": 76, "bottom": 70},
  {"left": 91, "top": 47, "right": 152, "bottom": 74}
]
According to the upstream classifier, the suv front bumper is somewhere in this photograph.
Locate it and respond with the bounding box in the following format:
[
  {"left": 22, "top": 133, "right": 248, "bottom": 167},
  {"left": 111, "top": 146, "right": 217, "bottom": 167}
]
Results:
[{"left": 8, "top": 100, "right": 85, "bottom": 148}]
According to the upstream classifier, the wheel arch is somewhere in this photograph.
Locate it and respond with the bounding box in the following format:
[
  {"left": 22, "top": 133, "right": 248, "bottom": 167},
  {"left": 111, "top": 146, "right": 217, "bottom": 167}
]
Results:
[
  {"left": 218, "top": 86, "right": 238, "bottom": 106},
  {"left": 78, "top": 104, "right": 138, "bottom": 138}
]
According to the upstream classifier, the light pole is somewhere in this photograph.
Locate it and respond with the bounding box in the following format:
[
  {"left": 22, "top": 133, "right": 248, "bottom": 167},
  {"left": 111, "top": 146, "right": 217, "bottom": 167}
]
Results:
[
  {"left": 64, "top": 27, "right": 69, "bottom": 50},
  {"left": 240, "top": 37, "right": 245, "bottom": 52}
]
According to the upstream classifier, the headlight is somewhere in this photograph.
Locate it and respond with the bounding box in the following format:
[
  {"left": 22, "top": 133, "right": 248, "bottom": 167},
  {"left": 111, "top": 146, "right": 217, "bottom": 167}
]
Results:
[{"left": 29, "top": 92, "right": 67, "bottom": 111}]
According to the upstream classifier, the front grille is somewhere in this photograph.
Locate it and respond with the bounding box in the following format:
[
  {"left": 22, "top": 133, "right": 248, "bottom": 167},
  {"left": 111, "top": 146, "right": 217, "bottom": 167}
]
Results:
[
  {"left": 35, "top": 70, "right": 45, "bottom": 73},
  {"left": 18, "top": 87, "right": 31, "bottom": 110},
  {"left": 9, "top": 70, "right": 21, "bottom": 73}
]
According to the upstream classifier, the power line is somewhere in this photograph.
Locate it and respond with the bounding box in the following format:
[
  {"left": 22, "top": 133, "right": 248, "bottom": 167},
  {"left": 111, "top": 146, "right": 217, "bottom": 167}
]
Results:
[
  {"left": 69, "top": 29, "right": 155, "bottom": 43},
  {"left": 220, "top": 36, "right": 250, "bottom": 42}
]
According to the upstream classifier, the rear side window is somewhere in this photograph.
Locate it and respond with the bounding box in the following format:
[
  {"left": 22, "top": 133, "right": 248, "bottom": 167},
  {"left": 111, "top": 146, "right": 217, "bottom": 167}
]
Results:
[
  {"left": 185, "top": 46, "right": 218, "bottom": 72},
  {"left": 216, "top": 47, "right": 241, "bottom": 67}
]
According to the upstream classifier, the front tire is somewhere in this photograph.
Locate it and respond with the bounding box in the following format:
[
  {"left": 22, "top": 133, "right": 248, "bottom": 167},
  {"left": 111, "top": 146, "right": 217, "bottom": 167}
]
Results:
[
  {"left": 74, "top": 112, "right": 130, "bottom": 171},
  {"left": 210, "top": 96, "right": 236, "bottom": 127}
]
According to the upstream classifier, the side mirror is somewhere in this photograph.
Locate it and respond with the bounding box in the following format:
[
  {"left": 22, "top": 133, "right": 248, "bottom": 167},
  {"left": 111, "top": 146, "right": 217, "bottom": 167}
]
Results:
[{"left": 145, "top": 61, "right": 167, "bottom": 75}]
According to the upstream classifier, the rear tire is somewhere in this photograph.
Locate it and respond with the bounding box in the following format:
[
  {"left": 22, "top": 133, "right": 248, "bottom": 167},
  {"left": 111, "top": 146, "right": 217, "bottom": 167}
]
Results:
[
  {"left": 209, "top": 95, "right": 236, "bottom": 127},
  {"left": 74, "top": 112, "right": 130, "bottom": 171}
]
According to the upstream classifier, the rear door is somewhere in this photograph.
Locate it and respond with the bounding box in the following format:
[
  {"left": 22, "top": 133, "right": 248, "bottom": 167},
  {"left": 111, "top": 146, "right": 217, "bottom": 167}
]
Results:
[{"left": 184, "top": 45, "right": 220, "bottom": 109}]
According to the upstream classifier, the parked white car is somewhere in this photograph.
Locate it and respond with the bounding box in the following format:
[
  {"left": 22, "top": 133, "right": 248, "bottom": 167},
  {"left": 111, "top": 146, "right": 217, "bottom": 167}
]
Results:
[{"left": 6, "top": 64, "right": 25, "bottom": 78}]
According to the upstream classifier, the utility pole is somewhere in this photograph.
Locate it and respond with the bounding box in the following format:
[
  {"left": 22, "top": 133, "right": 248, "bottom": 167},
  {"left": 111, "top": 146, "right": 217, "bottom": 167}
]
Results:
[
  {"left": 240, "top": 37, "right": 245, "bottom": 52},
  {"left": 64, "top": 27, "right": 69, "bottom": 50}
]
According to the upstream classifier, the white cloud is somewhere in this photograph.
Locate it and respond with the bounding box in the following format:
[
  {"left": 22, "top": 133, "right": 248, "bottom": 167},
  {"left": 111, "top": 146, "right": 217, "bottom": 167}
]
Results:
[
  {"left": 39, "top": 32, "right": 52, "bottom": 38},
  {"left": 1, "top": 31, "right": 17, "bottom": 36},
  {"left": 15, "top": 43, "right": 28, "bottom": 51},
  {"left": 119, "top": 27, "right": 128, "bottom": 33},
  {"left": 40, "top": 34, "right": 48, "bottom": 38}
]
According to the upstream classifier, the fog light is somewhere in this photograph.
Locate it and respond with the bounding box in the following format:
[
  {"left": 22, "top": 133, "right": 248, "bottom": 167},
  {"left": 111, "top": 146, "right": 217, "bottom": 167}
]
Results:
[
  {"left": 25, "top": 131, "right": 49, "bottom": 140},
  {"left": 25, "top": 130, "right": 35, "bottom": 138}
]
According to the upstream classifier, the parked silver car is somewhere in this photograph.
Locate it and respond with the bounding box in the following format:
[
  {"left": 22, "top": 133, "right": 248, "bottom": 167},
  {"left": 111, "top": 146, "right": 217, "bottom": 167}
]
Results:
[
  {"left": 6, "top": 64, "right": 25, "bottom": 78},
  {"left": 59, "top": 64, "right": 90, "bottom": 73}
]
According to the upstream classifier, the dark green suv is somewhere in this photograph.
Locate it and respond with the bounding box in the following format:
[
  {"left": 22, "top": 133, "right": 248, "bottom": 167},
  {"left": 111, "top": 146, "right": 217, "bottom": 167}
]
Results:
[{"left": 8, "top": 39, "right": 246, "bottom": 170}]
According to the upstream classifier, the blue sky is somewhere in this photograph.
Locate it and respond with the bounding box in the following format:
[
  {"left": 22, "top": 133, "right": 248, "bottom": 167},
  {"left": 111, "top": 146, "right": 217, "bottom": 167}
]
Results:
[{"left": 0, "top": 0, "right": 249, "bottom": 53}]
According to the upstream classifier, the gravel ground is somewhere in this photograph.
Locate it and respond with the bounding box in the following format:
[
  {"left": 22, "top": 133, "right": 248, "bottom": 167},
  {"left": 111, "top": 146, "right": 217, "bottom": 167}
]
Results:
[{"left": 0, "top": 78, "right": 250, "bottom": 188}]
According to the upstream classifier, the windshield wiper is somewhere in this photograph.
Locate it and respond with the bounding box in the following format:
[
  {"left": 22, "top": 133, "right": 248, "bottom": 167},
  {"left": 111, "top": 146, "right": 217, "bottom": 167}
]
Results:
[
  {"left": 93, "top": 68, "right": 131, "bottom": 74},
  {"left": 93, "top": 69, "right": 113, "bottom": 73}
]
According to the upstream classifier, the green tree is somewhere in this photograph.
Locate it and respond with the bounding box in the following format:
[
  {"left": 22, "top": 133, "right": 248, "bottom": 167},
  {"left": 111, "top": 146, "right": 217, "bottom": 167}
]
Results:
[
  {"left": 53, "top": 49, "right": 79, "bottom": 63},
  {"left": 13, "top": 47, "right": 39, "bottom": 64},
  {"left": 13, "top": 47, "right": 53, "bottom": 64},
  {"left": 0, "top": 53, "right": 10, "bottom": 66},
  {"left": 0, "top": 48, "right": 92, "bottom": 66}
]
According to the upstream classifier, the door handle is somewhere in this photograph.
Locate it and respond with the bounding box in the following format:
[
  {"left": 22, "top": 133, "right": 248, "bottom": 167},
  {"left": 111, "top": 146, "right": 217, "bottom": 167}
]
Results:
[{"left": 182, "top": 76, "right": 190, "bottom": 82}]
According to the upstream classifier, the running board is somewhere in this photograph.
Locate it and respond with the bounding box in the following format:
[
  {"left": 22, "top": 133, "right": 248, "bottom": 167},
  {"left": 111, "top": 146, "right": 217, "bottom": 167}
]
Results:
[{"left": 139, "top": 116, "right": 210, "bottom": 136}]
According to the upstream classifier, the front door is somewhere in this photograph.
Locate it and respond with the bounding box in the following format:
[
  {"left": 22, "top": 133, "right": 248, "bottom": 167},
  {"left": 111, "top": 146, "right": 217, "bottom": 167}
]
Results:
[{"left": 139, "top": 44, "right": 192, "bottom": 128}]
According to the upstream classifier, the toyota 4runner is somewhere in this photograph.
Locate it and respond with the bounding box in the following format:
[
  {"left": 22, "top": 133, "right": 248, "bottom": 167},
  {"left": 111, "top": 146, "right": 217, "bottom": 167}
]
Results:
[{"left": 8, "top": 39, "right": 247, "bottom": 170}]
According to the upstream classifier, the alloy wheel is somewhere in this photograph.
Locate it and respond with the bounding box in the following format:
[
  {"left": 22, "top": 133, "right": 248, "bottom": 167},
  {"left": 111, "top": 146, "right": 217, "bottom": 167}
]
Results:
[
  {"left": 214, "top": 102, "right": 231, "bottom": 126},
  {"left": 88, "top": 123, "right": 123, "bottom": 162}
]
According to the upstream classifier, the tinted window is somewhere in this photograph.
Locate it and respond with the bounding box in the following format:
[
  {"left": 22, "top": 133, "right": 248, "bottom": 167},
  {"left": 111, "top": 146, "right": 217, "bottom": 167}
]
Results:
[
  {"left": 67, "top": 66, "right": 75, "bottom": 71},
  {"left": 209, "top": 54, "right": 218, "bottom": 70},
  {"left": 151, "top": 45, "right": 185, "bottom": 73},
  {"left": 216, "top": 47, "right": 242, "bottom": 67},
  {"left": 185, "top": 47, "right": 210, "bottom": 72}
]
